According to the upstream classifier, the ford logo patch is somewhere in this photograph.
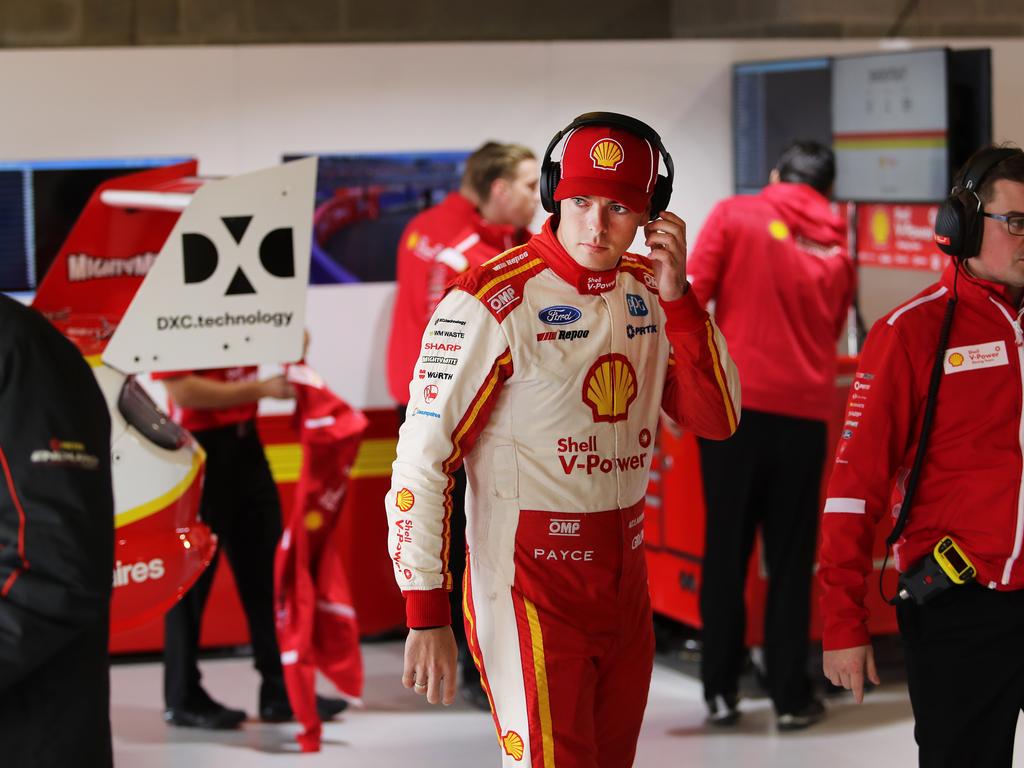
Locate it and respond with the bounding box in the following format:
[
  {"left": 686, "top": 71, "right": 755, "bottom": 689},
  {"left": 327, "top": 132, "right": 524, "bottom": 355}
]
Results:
[{"left": 538, "top": 305, "right": 582, "bottom": 325}]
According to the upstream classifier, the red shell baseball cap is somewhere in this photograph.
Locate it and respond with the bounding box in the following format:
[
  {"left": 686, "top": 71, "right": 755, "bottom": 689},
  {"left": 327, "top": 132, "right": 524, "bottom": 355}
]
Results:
[{"left": 554, "top": 124, "right": 659, "bottom": 214}]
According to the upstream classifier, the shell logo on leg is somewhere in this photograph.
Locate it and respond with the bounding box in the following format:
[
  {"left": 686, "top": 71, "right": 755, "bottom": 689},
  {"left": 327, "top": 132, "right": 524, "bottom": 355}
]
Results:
[
  {"left": 582, "top": 353, "right": 637, "bottom": 423},
  {"left": 590, "top": 139, "right": 624, "bottom": 171},
  {"left": 502, "top": 730, "right": 524, "bottom": 761},
  {"left": 395, "top": 487, "right": 415, "bottom": 512}
]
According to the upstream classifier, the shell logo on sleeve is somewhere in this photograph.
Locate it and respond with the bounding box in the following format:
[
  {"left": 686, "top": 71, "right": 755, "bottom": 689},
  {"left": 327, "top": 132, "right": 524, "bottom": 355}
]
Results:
[
  {"left": 582, "top": 353, "right": 637, "bottom": 423},
  {"left": 395, "top": 488, "right": 416, "bottom": 512},
  {"left": 591, "top": 139, "right": 624, "bottom": 171},
  {"left": 502, "top": 731, "right": 524, "bottom": 761}
]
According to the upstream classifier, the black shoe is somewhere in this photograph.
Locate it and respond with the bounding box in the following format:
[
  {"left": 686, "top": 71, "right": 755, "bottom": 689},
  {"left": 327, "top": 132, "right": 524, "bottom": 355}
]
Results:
[
  {"left": 316, "top": 695, "right": 349, "bottom": 721},
  {"left": 259, "top": 697, "right": 293, "bottom": 723},
  {"left": 777, "top": 698, "right": 826, "bottom": 731},
  {"left": 164, "top": 699, "right": 247, "bottom": 730},
  {"left": 260, "top": 694, "right": 350, "bottom": 723},
  {"left": 705, "top": 694, "right": 741, "bottom": 726}
]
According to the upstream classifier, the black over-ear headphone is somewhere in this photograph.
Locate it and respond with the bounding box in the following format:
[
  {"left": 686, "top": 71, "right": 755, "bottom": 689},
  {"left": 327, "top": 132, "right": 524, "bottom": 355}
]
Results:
[
  {"left": 934, "top": 147, "right": 1019, "bottom": 260},
  {"left": 539, "top": 111, "right": 674, "bottom": 221}
]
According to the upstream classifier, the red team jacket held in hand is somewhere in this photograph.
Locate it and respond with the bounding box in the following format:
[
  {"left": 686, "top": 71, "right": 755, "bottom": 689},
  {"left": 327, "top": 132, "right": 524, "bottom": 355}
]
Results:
[
  {"left": 274, "top": 365, "right": 367, "bottom": 752},
  {"left": 387, "top": 219, "right": 740, "bottom": 767},
  {"left": 820, "top": 263, "right": 1024, "bottom": 651},
  {"left": 386, "top": 192, "right": 530, "bottom": 405},
  {"left": 688, "top": 182, "right": 854, "bottom": 421}
]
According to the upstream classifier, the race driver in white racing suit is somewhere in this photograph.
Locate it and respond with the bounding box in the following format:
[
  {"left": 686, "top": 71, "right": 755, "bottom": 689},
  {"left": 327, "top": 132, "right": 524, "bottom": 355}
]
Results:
[{"left": 386, "top": 113, "right": 741, "bottom": 768}]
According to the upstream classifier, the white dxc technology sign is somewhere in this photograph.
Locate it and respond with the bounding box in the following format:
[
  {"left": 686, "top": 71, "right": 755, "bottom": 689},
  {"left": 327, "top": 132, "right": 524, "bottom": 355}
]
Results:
[{"left": 104, "top": 158, "right": 316, "bottom": 373}]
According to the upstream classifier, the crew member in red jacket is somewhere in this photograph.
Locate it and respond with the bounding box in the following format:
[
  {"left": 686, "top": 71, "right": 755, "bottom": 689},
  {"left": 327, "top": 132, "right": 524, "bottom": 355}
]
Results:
[
  {"left": 822, "top": 148, "right": 1024, "bottom": 766},
  {"left": 688, "top": 141, "right": 854, "bottom": 729},
  {"left": 385, "top": 140, "right": 537, "bottom": 708}
]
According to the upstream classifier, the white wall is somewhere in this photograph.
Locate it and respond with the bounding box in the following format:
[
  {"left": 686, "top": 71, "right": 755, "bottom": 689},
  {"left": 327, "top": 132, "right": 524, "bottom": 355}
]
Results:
[{"left": 4, "top": 38, "right": 1022, "bottom": 407}]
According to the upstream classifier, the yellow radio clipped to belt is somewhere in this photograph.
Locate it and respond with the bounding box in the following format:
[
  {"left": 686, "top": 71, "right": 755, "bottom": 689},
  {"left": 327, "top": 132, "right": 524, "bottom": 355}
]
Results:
[
  {"left": 934, "top": 536, "right": 976, "bottom": 584},
  {"left": 895, "top": 535, "right": 976, "bottom": 604}
]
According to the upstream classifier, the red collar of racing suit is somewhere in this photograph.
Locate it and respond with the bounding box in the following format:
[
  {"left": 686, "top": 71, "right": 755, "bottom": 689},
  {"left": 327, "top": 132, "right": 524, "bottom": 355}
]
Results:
[
  {"left": 947, "top": 258, "right": 1024, "bottom": 313},
  {"left": 530, "top": 217, "right": 621, "bottom": 295}
]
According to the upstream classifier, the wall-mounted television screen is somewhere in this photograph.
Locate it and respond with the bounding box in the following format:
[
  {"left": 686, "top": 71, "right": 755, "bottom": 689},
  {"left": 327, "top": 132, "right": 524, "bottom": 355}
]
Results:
[
  {"left": 734, "top": 48, "right": 991, "bottom": 203},
  {"left": 733, "top": 57, "right": 832, "bottom": 195},
  {"left": 0, "top": 157, "right": 189, "bottom": 292}
]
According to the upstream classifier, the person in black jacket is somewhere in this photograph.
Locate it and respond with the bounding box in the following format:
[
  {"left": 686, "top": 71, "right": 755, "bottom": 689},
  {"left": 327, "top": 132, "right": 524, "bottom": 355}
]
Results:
[{"left": 0, "top": 294, "right": 114, "bottom": 768}]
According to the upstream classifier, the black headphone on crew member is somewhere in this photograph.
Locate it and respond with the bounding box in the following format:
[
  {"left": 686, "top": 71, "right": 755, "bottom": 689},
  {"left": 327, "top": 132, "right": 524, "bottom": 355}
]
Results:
[
  {"left": 539, "top": 111, "right": 675, "bottom": 221},
  {"left": 934, "top": 146, "right": 1021, "bottom": 260}
]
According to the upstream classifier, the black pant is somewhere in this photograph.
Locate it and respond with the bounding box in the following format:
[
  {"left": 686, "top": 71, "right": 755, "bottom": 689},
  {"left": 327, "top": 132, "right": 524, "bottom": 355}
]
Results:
[
  {"left": 899, "top": 584, "right": 1024, "bottom": 767},
  {"left": 698, "top": 409, "right": 825, "bottom": 713},
  {"left": 0, "top": 609, "right": 111, "bottom": 767},
  {"left": 164, "top": 421, "right": 285, "bottom": 709},
  {"left": 397, "top": 405, "right": 473, "bottom": 680}
]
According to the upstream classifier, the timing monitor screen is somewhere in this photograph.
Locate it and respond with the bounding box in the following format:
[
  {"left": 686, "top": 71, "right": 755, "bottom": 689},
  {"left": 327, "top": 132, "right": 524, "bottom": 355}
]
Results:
[
  {"left": 832, "top": 49, "right": 949, "bottom": 202},
  {"left": 0, "top": 157, "right": 189, "bottom": 292},
  {"left": 733, "top": 57, "right": 832, "bottom": 195}
]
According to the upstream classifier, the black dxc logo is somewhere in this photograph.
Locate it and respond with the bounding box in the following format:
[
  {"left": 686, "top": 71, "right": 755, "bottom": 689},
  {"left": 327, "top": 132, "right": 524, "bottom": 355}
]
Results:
[{"left": 182, "top": 216, "right": 295, "bottom": 296}]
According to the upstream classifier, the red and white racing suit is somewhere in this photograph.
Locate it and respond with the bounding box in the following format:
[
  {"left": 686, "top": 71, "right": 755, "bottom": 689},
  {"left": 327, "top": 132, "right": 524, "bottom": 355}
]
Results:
[{"left": 387, "top": 218, "right": 740, "bottom": 767}]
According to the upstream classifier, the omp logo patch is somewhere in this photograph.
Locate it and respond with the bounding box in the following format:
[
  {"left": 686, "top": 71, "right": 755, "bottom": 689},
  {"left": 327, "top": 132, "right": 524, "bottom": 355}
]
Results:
[
  {"left": 944, "top": 341, "right": 1009, "bottom": 375},
  {"left": 548, "top": 519, "right": 581, "bottom": 537},
  {"left": 487, "top": 286, "right": 517, "bottom": 313}
]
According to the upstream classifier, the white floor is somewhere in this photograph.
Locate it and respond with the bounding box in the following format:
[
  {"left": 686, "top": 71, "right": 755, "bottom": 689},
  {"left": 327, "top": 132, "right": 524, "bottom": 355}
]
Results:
[{"left": 110, "top": 641, "right": 1024, "bottom": 767}]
